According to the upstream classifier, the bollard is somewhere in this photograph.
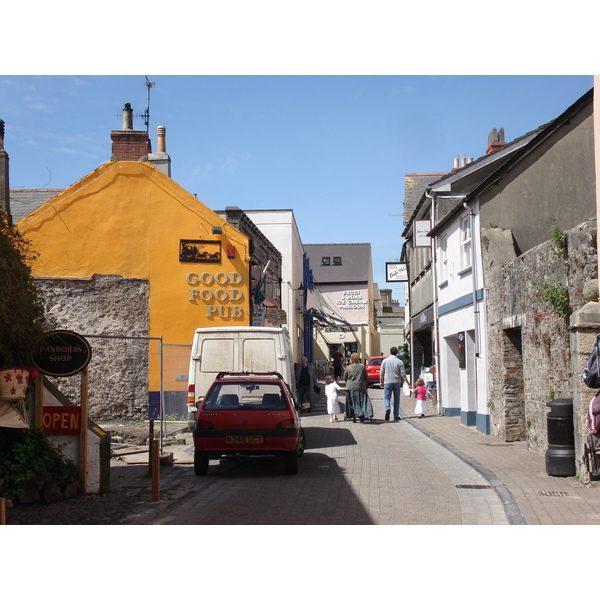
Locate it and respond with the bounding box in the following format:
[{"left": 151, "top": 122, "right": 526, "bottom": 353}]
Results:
[
  {"left": 545, "top": 398, "right": 576, "bottom": 477},
  {"left": 0, "top": 498, "right": 5, "bottom": 525},
  {"left": 151, "top": 440, "right": 160, "bottom": 502}
]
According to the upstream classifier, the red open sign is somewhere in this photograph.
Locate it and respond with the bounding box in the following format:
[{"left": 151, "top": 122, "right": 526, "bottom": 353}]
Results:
[{"left": 42, "top": 406, "right": 82, "bottom": 435}]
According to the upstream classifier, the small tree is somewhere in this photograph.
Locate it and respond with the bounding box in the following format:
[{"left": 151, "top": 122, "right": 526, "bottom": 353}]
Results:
[{"left": 0, "top": 211, "right": 46, "bottom": 368}]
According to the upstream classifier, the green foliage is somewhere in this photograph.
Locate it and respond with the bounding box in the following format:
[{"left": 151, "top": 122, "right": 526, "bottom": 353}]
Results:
[
  {"left": 548, "top": 218, "right": 568, "bottom": 258},
  {"left": 0, "top": 428, "right": 79, "bottom": 500},
  {"left": 534, "top": 280, "right": 571, "bottom": 317},
  {"left": 0, "top": 212, "right": 47, "bottom": 368},
  {"left": 402, "top": 342, "right": 411, "bottom": 373}
]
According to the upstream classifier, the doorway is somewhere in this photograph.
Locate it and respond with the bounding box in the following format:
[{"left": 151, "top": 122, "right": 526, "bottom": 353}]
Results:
[{"left": 502, "top": 327, "right": 525, "bottom": 442}]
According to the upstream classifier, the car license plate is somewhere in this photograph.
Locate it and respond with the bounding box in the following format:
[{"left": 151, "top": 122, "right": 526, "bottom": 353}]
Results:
[{"left": 226, "top": 434, "right": 264, "bottom": 444}]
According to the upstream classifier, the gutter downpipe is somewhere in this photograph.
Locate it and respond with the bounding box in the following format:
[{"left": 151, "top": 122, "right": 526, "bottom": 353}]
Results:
[
  {"left": 426, "top": 190, "right": 442, "bottom": 415},
  {"left": 465, "top": 200, "right": 481, "bottom": 428},
  {"left": 463, "top": 201, "right": 481, "bottom": 359}
]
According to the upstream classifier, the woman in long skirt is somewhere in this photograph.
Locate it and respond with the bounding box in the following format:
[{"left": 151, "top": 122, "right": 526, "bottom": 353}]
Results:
[{"left": 343, "top": 353, "right": 374, "bottom": 422}]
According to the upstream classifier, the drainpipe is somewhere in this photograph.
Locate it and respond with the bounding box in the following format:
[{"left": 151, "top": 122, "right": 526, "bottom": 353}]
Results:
[
  {"left": 464, "top": 201, "right": 480, "bottom": 358},
  {"left": 426, "top": 190, "right": 441, "bottom": 414}
]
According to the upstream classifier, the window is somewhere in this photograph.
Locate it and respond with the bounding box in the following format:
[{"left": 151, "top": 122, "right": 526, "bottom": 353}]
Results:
[
  {"left": 321, "top": 256, "right": 330, "bottom": 266},
  {"left": 333, "top": 256, "right": 342, "bottom": 265},
  {"left": 460, "top": 215, "right": 471, "bottom": 270},
  {"left": 440, "top": 235, "right": 448, "bottom": 281}
]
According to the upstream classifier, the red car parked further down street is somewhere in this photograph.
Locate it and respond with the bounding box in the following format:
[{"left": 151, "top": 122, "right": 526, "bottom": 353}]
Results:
[
  {"left": 365, "top": 356, "right": 388, "bottom": 387},
  {"left": 192, "top": 371, "right": 305, "bottom": 475}
]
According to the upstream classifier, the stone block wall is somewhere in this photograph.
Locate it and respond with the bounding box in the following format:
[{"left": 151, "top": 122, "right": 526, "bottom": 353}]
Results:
[
  {"left": 482, "top": 220, "right": 597, "bottom": 456},
  {"left": 34, "top": 274, "right": 150, "bottom": 421}
]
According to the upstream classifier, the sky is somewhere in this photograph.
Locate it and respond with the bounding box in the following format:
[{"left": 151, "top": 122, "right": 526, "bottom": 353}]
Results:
[{"left": 0, "top": 74, "right": 593, "bottom": 298}]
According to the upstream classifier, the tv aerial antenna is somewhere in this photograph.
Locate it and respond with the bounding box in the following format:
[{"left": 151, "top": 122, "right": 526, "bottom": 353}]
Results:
[
  {"left": 143, "top": 76, "right": 156, "bottom": 134},
  {"left": 115, "top": 76, "right": 156, "bottom": 133}
]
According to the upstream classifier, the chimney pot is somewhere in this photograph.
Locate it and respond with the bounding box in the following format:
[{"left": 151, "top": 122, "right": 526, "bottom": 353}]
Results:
[
  {"left": 122, "top": 103, "right": 133, "bottom": 130},
  {"left": 157, "top": 126, "right": 166, "bottom": 153}
]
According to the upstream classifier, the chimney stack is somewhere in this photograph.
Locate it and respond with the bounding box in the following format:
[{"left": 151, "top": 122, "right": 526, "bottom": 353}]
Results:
[
  {"left": 0, "top": 120, "right": 11, "bottom": 224},
  {"left": 486, "top": 127, "right": 506, "bottom": 155},
  {"left": 111, "top": 103, "right": 151, "bottom": 161}
]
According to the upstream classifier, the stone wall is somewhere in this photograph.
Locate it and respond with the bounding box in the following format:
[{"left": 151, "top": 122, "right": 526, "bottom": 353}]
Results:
[
  {"left": 34, "top": 274, "right": 150, "bottom": 421},
  {"left": 482, "top": 220, "right": 597, "bottom": 456}
]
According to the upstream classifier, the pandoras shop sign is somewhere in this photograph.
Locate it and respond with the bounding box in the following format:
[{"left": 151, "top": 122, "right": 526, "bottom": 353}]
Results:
[{"left": 186, "top": 271, "right": 246, "bottom": 319}]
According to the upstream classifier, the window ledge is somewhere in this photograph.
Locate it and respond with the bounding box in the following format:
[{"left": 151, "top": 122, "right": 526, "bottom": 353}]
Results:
[
  {"left": 458, "top": 266, "right": 472, "bottom": 277},
  {"left": 438, "top": 280, "right": 448, "bottom": 289}
]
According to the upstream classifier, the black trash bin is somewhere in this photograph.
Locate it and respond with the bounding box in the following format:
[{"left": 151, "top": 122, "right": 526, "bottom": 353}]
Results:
[{"left": 545, "top": 398, "right": 576, "bottom": 477}]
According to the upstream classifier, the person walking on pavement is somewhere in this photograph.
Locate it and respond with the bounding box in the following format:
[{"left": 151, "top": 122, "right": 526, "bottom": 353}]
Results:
[
  {"left": 411, "top": 377, "right": 434, "bottom": 418},
  {"left": 380, "top": 347, "right": 410, "bottom": 421},
  {"left": 344, "top": 353, "right": 373, "bottom": 422},
  {"left": 331, "top": 346, "right": 345, "bottom": 383},
  {"left": 325, "top": 375, "right": 341, "bottom": 422},
  {"left": 295, "top": 355, "right": 318, "bottom": 412}
]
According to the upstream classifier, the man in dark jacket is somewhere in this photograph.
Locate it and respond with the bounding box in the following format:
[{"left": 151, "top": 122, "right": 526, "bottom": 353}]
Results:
[{"left": 295, "top": 355, "right": 318, "bottom": 411}]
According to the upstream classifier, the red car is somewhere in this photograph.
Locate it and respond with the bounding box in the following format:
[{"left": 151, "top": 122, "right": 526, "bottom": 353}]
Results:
[
  {"left": 365, "top": 356, "right": 388, "bottom": 387},
  {"left": 193, "top": 371, "right": 305, "bottom": 475}
]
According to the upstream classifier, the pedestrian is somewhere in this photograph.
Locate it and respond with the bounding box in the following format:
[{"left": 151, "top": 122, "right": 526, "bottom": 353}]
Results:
[
  {"left": 331, "top": 346, "right": 345, "bottom": 383},
  {"left": 295, "top": 355, "right": 318, "bottom": 412},
  {"left": 380, "top": 347, "right": 410, "bottom": 421},
  {"left": 343, "top": 352, "right": 373, "bottom": 422},
  {"left": 411, "top": 378, "right": 434, "bottom": 418},
  {"left": 325, "top": 375, "right": 341, "bottom": 422}
]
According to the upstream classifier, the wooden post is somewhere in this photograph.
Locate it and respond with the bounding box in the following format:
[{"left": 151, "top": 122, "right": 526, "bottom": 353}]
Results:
[
  {"left": 79, "top": 367, "right": 89, "bottom": 495},
  {"left": 148, "top": 419, "right": 154, "bottom": 476},
  {"left": 0, "top": 498, "right": 6, "bottom": 525},
  {"left": 34, "top": 372, "right": 44, "bottom": 430},
  {"left": 151, "top": 440, "right": 160, "bottom": 502}
]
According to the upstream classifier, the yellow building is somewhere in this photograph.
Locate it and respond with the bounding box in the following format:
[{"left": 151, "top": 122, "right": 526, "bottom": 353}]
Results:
[
  {"left": 16, "top": 119, "right": 252, "bottom": 420},
  {"left": 18, "top": 160, "right": 251, "bottom": 332}
]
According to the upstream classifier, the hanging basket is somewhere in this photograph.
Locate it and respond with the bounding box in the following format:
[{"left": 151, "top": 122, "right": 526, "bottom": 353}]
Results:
[{"left": 0, "top": 368, "right": 31, "bottom": 401}]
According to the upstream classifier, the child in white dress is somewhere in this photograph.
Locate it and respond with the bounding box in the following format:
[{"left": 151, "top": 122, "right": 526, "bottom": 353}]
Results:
[{"left": 325, "top": 375, "right": 341, "bottom": 422}]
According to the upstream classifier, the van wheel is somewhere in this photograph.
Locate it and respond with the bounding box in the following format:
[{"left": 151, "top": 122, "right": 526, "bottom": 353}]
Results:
[
  {"left": 297, "top": 428, "right": 306, "bottom": 457},
  {"left": 284, "top": 451, "right": 299, "bottom": 475},
  {"left": 194, "top": 451, "right": 209, "bottom": 475}
]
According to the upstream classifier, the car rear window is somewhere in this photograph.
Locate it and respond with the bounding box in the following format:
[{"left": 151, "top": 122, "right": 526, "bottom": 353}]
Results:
[
  {"left": 203, "top": 382, "right": 289, "bottom": 411},
  {"left": 369, "top": 358, "right": 383, "bottom": 366}
]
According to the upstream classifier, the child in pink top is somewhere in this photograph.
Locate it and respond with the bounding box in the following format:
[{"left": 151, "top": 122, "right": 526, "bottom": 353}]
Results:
[{"left": 411, "top": 378, "right": 434, "bottom": 418}]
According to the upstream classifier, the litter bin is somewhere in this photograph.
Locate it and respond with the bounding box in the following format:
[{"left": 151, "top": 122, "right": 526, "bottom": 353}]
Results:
[{"left": 545, "top": 398, "right": 576, "bottom": 477}]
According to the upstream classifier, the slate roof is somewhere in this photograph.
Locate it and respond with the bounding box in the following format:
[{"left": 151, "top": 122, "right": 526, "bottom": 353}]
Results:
[
  {"left": 403, "top": 173, "right": 446, "bottom": 229},
  {"left": 10, "top": 189, "right": 63, "bottom": 223},
  {"left": 304, "top": 243, "right": 372, "bottom": 284}
]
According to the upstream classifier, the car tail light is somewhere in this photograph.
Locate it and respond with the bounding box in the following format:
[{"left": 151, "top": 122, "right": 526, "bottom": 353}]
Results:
[
  {"left": 196, "top": 419, "right": 214, "bottom": 430},
  {"left": 276, "top": 418, "right": 296, "bottom": 429},
  {"left": 187, "top": 384, "right": 195, "bottom": 406}
]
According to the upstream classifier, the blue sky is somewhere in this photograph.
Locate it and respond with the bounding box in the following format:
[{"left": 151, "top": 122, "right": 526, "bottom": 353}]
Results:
[{"left": 1, "top": 74, "right": 593, "bottom": 297}]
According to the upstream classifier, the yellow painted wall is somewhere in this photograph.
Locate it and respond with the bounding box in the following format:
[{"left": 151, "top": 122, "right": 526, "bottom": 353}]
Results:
[{"left": 17, "top": 161, "right": 251, "bottom": 391}]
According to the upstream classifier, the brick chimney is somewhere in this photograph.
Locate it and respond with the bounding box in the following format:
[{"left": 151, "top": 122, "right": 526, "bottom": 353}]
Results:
[
  {"left": 0, "top": 120, "right": 11, "bottom": 224},
  {"left": 110, "top": 103, "right": 152, "bottom": 161},
  {"left": 486, "top": 127, "right": 506, "bottom": 155}
]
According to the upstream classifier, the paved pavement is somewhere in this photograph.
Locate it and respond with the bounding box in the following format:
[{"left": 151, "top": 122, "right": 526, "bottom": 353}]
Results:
[{"left": 5, "top": 385, "right": 600, "bottom": 525}]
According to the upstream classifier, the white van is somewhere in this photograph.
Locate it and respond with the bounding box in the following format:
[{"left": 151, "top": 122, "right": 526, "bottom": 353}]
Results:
[{"left": 187, "top": 326, "right": 296, "bottom": 427}]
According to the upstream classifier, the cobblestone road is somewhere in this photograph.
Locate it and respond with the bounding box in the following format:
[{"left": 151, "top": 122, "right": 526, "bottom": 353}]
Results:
[{"left": 155, "top": 388, "right": 508, "bottom": 525}]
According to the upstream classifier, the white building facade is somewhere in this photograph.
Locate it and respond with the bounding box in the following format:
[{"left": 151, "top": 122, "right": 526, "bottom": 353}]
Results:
[
  {"left": 245, "top": 209, "right": 305, "bottom": 362},
  {"left": 435, "top": 201, "right": 489, "bottom": 432}
]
